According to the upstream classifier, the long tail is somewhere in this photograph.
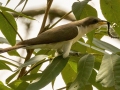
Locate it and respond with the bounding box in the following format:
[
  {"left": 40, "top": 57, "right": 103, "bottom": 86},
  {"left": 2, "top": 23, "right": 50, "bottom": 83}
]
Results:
[{"left": 0, "top": 45, "right": 26, "bottom": 53}]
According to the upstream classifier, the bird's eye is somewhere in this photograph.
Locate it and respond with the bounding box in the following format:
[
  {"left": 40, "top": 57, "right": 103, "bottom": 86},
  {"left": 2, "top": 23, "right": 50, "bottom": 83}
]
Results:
[{"left": 92, "top": 19, "right": 99, "bottom": 24}]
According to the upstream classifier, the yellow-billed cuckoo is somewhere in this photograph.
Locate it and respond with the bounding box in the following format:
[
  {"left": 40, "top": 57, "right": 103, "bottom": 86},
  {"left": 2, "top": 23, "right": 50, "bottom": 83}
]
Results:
[{"left": 0, "top": 17, "right": 108, "bottom": 58}]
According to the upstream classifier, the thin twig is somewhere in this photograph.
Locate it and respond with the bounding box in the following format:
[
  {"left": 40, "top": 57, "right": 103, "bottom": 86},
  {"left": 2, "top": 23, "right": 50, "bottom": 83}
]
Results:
[
  {"left": 39, "top": 0, "right": 53, "bottom": 34},
  {"left": 0, "top": 55, "right": 22, "bottom": 65},
  {"left": 57, "top": 86, "right": 67, "bottom": 90},
  {"left": 50, "top": 11, "right": 72, "bottom": 28},
  {"left": 15, "top": 0, "right": 28, "bottom": 12}
]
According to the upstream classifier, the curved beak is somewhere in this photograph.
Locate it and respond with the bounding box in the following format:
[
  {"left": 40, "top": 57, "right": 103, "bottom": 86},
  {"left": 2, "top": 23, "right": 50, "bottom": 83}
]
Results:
[{"left": 98, "top": 20, "right": 109, "bottom": 25}]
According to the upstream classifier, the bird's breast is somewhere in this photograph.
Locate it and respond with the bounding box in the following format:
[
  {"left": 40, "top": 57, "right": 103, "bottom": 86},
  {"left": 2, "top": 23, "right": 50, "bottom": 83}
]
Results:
[{"left": 72, "top": 26, "right": 89, "bottom": 44}]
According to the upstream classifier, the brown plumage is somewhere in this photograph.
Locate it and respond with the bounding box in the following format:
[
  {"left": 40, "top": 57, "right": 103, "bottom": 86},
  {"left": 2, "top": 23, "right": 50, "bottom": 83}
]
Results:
[{"left": 0, "top": 17, "right": 108, "bottom": 58}]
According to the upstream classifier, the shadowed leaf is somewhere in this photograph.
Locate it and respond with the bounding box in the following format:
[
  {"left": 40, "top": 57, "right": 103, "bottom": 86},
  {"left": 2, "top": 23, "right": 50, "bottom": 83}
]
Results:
[
  {"left": 96, "top": 54, "right": 120, "bottom": 90},
  {"left": 69, "top": 54, "right": 95, "bottom": 90},
  {"left": 72, "top": 0, "right": 90, "bottom": 20},
  {"left": 0, "top": 60, "right": 11, "bottom": 70},
  {"left": 93, "top": 38, "right": 120, "bottom": 53},
  {"left": 18, "top": 55, "right": 47, "bottom": 69},
  {"left": 27, "top": 56, "right": 69, "bottom": 90},
  {"left": 0, "top": 81, "right": 13, "bottom": 90}
]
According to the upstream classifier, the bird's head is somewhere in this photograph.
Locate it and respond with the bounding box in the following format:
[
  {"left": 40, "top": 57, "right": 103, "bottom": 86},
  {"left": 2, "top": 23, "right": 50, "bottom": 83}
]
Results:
[{"left": 81, "top": 16, "right": 108, "bottom": 30}]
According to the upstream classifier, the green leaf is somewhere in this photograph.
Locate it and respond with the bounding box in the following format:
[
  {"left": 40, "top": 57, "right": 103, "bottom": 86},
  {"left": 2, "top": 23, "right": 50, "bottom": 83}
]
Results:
[
  {"left": 27, "top": 56, "right": 69, "bottom": 90},
  {"left": 61, "top": 63, "right": 77, "bottom": 85},
  {"left": 0, "top": 6, "right": 34, "bottom": 20},
  {"left": 51, "top": 79, "right": 55, "bottom": 90},
  {"left": 0, "top": 81, "right": 13, "bottom": 90},
  {"left": 80, "top": 4, "right": 97, "bottom": 19},
  {"left": 72, "top": 0, "right": 90, "bottom": 20},
  {"left": 8, "top": 80, "right": 22, "bottom": 89},
  {"left": 0, "top": 37, "right": 20, "bottom": 56},
  {"left": 0, "top": 37, "right": 20, "bottom": 45},
  {"left": 7, "top": 50, "right": 20, "bottom": 57},
  {"left": 18, "top": 55, "right": 47, "bottom": 69},
  {"left": 6, "top": 71, "right": 19, "bottom": 84},
  {"left": 0, "top": 60, "right": 18, "bottom": 68},
  {"left": 86, "top": 42, "right": 103, "bottom": 56},
  {"left": 0, "top": 37, "right": 9, "bottom": 44},
  {"left": 100, "top": 0, "right": 120, "bottom": 36},
  {"left": 69, "top": 54, "right": 95, "bottom": 90},
  {"left": 30, "top": 63, "right": 42, "bottom": 75},
  {"left": 14, "top": 81, "right": 29, "bottom": 90},
  {"left": 0, "top": 11, "right": 17, "bottom": 45},
  {"left": 87, "top": 30, "right": 95, "bottom": 46},
  {"left": 85, "top": 84, "right": 93, "bottom": 90},
  {"left": 94, "top": 58, "right": 102, "bottom": 70},
  {"left": 78, "top": 41, "right": 106, "bottom": 54},
  {"left": 0, "top": 60, "right": 11, "bottom": 70},
  {"left": 68, "top": 56, "right": 81, "bottom": 73},
  {"left": 88, "top": 70, "right": 103, "bottom": 89},
  {"left": 96, "top": 54, "right": 120, "bottom": 89},
  {"left": 71, "top": 38, "right": 86, "bottom": 53},
  {"left": 93, "top": 38, "right": 120, "bottom": 53},
  {"left": 8, "top": 80, "right": 29, "bottom": 90},
  {"left": 36, "top": 49, "right": 55, "bottom": 56},
  {"left": 20, "top": 73, "right": 42, "bottom": 81},
  {"left": 102, "top": 86, "right": 116, "bottom": 90}
]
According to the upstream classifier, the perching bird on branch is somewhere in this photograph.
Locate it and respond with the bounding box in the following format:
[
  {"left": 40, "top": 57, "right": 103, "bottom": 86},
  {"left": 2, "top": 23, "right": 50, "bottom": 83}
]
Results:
[{"left": 0, "top": 17, "right": 109, "bottom": 58}]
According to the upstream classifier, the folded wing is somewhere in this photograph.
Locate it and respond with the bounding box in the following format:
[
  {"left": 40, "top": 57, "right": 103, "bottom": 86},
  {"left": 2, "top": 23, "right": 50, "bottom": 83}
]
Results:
[{"left": 17, "top": 23, "right": 78, "bottom": 46}]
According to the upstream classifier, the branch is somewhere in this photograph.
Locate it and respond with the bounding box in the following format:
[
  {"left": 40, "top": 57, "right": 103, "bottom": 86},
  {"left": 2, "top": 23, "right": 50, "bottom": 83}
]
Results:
[
  {"left": 13, "top": 9, "right": 75, "bottom": 21},
  {"left": 17, "top": 0, "right": 53, "bottom": 79},
  {"left": 50, "top": 11, "right": 72, "bottom": 28},
  {"left": 39, "top": 0, "right": 53, "bottom": 34}
]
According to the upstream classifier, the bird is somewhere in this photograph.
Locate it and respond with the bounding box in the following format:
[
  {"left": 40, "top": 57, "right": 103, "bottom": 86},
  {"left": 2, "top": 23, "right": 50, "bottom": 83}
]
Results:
[{"left": 0, "top": 17, "right": 108, "bottom": 58}]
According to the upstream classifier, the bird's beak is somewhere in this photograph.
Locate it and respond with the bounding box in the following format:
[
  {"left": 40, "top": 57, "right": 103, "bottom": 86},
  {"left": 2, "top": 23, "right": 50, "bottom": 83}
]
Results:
[{"left": 98, "top": 20, "right": 108, "bottom": 25}]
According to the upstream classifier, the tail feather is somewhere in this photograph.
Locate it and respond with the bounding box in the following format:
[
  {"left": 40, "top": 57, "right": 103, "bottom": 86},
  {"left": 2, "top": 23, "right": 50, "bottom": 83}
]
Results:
[{"left": 0, "top": 45, "right": 25, "bottom": 53}]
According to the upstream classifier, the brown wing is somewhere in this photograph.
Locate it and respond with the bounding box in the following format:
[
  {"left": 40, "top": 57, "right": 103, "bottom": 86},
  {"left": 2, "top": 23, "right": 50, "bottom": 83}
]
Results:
[{"left": 17, "top": 23, "right": 78, "bottom": 45}]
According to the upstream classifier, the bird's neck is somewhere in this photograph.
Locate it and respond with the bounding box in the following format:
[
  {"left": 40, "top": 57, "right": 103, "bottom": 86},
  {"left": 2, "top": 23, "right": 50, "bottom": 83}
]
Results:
[{"left": 72, "top": 26, "right": 94, "bottom": 44}]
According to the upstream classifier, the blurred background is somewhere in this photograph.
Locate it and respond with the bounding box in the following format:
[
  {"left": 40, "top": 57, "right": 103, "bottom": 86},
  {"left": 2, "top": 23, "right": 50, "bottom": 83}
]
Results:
[{"left": 0, "top": 0, "right": 120, "bottom": 90}]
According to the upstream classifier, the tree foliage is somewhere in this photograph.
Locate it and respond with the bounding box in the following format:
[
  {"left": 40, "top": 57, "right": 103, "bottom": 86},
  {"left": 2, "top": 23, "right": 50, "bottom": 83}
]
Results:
[{"left": 0, "top": 0, "right": 120, "bottom": 90}]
